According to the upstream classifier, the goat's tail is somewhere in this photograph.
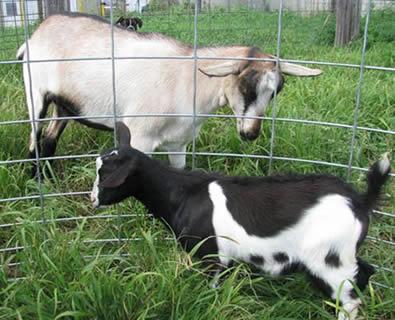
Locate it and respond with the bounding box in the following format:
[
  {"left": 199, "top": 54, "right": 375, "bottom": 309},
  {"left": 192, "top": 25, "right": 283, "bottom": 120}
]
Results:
[
  {"left": 16, "top": 42, "right": 26, "bottom": 60},
  {"left": 364, "top": 152, "right": 391, "bottom": 210}
]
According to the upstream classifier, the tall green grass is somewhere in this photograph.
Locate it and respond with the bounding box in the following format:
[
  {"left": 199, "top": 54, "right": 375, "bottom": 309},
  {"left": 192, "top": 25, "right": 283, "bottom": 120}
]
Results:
[{"left": 0, "top": 9, "right": 394, "bottom": 319}]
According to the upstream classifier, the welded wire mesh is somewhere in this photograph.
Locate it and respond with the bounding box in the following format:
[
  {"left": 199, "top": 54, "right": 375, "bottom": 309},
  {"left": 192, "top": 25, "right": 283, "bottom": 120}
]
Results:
[{"left": 0, "top": 0, "right": 394, "bottom": 293}]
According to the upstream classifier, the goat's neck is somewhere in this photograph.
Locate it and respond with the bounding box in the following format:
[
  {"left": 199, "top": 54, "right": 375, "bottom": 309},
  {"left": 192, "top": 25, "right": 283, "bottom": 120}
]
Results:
[
  {"left": 195, "top": 73, "right": 228, "bottom": 114},
  {"left": 132, "top": 155, "right": 209, "bottom": 224}
]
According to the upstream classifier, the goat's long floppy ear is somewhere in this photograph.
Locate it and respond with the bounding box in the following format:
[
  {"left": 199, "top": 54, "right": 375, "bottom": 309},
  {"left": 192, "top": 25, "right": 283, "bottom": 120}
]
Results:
[
  {"left": 279, "top": 62, "right": 322, "bottom": 76},
  {"left": 199, "top": 61, "right": 241, "bottom": 77},
  {"left": 100, "top": 162, "right": 132, "bottom": 189},
  {"left": 116, "top": 121, "right": 131, "bottom": 146}
]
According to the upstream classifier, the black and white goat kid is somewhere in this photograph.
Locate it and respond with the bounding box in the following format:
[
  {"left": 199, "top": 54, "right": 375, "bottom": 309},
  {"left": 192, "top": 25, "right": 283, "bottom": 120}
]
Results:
[{"left": 91, "top": 122, "right": 391, "bottom": 320}]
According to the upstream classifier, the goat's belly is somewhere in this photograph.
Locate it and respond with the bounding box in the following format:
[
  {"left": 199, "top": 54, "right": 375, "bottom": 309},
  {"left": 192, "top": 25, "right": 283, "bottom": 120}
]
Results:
[
  {"left": 215, "top": 233, "right": 300, "bottom": 275},
  {"left": 208, "top": 181, "right": 296, "bottom": 272}
]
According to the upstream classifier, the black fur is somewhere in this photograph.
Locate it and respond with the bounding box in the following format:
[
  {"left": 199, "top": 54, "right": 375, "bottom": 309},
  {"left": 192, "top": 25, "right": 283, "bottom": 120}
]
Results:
[
  {"left": 325, "top": 250, "right": 341, "bottom": 268},
  {"left": 239, "top": 47, "right": 285, "bottom": 113},
  {"left": 350, "top": 258, "right": 375, "bottom": 298},
  {"left": 44, "top": 93, "right": 112, "bottom": 131},
  {"left": 250, "top": 255, "right": 265, "bottom": 265},
  {"left": 273, "top": 252, "right": 289, "bottom": 263},
  {"left": 28, "top": 98, "right": 51, "bottom": 177},
  {"left": 17, "top": 49, "right": 24, "bottom": 60},
  {"left": 174, "top": 185, "right": 218, "bottom": 258},
  {"left": 246, "top": 47, "right": 262, "bottom": 60},
  {"left": 239, "top": 69, "right": 259, "bottom": 109},
  {"left": 115, "top": 17, "right": 143, "bottom": 31},
  {"left": 40, "top": 107, "right": 68, "bottom": 160},
  {"left": 307, "top": 272, "right": 333, "bottom": 297},
  {"left": 365, "top": 159, "right": 391, "bottom": 209},
  {"left": 280, "top": 262, "right": 303, "bottom": 275},
  {"left": 29, "top": 92, "right": 111, "bottom": 178},
  {"left": 98, "top": 146, "right": 217, "bottom": 260},
  {"left": 41, "top": 137, "right": 58, "bottom": 159},
  {"left": 94, "top": 122, "right": 390, "bottom": 310},
  {"left": 96, "top": 122, "right": 390, "bottom": 247}
]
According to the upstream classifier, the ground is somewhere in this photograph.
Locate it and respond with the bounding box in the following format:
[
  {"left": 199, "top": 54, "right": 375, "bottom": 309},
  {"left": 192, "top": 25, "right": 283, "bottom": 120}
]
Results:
[{"left": 0, "top": 8, "right": 394, "bottom": 320}]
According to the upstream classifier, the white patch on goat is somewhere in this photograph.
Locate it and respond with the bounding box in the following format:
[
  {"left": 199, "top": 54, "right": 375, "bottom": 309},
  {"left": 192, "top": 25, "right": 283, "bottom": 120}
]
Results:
[
  {"left": 377, "top": 155, "right": 390, "bottom": 174},
  {"left": 110, "top": 150, "right": 118, "bottom": 156},
  {"left": 241, "top": 71, "right": 279, "bottom": 134},
  {"left": 91, "top": 157, "right": 103, "bottom": 208},
  {"left": 209, "top": 181, "right": 362, "bottom": 302}
]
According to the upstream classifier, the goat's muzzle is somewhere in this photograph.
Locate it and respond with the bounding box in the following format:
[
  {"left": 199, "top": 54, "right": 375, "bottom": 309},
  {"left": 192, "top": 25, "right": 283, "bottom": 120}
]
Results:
[{"left": 240, "top": 130, "right": 259, "bottom": 141}]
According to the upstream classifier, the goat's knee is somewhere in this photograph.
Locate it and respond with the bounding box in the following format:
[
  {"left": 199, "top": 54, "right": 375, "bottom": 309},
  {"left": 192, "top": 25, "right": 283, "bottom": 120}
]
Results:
[
  {"left": 168, "top": 145, "right": 187, "bottom": 169},
  {"left": 169, "top": 154, "right": 186, "bottom": 169}
]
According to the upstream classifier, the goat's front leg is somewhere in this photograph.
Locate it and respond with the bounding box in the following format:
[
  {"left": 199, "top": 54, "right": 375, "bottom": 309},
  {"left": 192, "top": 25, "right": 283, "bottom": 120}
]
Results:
[
  {"left": 167, "top": 144, "right": 187, "bottom": 169},
  {"left": 129, "top": 136, "right": 156, "bottom": 155}
]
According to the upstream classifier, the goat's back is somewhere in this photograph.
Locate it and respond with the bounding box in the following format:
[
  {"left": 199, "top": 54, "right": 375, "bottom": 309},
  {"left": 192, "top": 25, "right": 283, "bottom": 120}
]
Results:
[
  {"left": 29, "top": 13, "right": 188, "bottom": 59},
  {"left": 21, "top": 13, "right": 198, "bottom": 131},
  {"left": 216, "top": 174, "right": 365, "bottom": 237}
]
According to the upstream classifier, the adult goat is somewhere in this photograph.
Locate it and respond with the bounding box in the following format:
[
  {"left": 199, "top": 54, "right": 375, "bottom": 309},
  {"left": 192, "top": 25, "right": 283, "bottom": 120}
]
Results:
[{"left": 18, "top": 13, "right": 322, "bottom": 173}]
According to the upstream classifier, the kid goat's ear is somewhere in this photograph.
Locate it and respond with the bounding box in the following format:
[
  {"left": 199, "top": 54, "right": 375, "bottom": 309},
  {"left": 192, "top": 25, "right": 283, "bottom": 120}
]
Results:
[
  {"left": 116, "top": 121, "right": 131, "bottom": 146},
  {"left": 100, "top": 161, "right": 133, "bottom": 188}
]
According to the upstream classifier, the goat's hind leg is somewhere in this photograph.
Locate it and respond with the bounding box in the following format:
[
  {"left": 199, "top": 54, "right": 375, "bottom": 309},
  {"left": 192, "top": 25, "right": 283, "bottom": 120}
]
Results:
[
  {"left": 336, "top": 259, "right": 374, "bottom": 320},
  {"left": 167, "top": 144, "right": 187, "bottom": 169},
  {"left": 27, "top": 91, "right": 50, "bottom": 178},
  {"left": 309, "top": 261, "right": 371, "bottom": 320},
  {"left": 40, "top": 107, "right": 68, "bottom": 178},
  {"left": 41, "top": 107, "right": 68, "bottom": 159}
]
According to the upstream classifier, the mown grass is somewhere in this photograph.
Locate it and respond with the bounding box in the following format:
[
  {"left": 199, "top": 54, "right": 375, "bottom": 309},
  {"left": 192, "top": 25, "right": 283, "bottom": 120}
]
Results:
[{"left": 0, "top": 8, "right": 394, "bottom": 320}]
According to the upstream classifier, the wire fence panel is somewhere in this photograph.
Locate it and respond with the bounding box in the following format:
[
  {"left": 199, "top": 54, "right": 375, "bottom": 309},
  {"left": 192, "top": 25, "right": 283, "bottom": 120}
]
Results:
[{"left": 0, "top": 0, "right": 394, "bottom": 306}]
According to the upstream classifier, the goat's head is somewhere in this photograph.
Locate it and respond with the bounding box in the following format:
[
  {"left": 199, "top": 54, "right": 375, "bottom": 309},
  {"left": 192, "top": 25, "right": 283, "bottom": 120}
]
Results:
[
  {"left": 91, "top": 122, "right": 138, "bottom": 208},
  {"left": 199, "top": 48, "right": 322, "bottom": 141},
  {"left": 115, "top": 17, "right": 143, "bottom": 31}
]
